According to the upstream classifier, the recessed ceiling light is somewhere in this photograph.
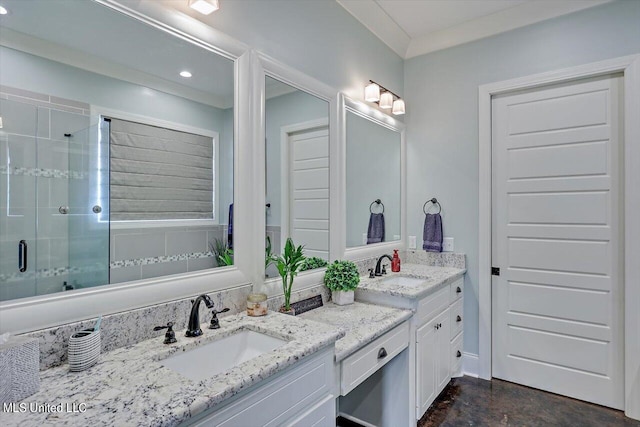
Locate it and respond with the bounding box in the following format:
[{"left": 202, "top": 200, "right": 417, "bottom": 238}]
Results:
[
  {"left": 188, "top": 0, "right": 219, "bottom": 15},
  {"left": 179, "top": 71, "right": 192, "bottom": 78},
  {"left": 0, "top": 6, "right": 9, "bottom": 15}
]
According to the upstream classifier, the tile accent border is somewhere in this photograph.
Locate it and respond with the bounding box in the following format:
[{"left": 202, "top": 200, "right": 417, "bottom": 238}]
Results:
[{"left": 110, "top": 251, "right": 217, "bottom": 269}]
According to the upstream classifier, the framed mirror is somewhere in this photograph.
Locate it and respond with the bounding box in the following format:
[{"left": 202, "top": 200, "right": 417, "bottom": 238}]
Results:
[
  {"left": 264, "top": 77, "right": 330, "bottom": 277},
  {"left": 340, "top": 96, "right": 405, "bottom": 259},
  {"left": 0, "top": 0, "right": 237, "bottom": 302}
]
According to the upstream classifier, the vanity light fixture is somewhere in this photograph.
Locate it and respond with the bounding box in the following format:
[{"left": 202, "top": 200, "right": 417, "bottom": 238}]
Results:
[
  {"left": 379, "top": 92, "right": 393, "bottom": 109},
  {"left": 188, "top": 0, "right": 219, "bottom": 15},
  {"left": 365, "top": 82, "right": 380, "bottom": 102},
  {"left": 364, "top": 80, "right": 406, "bottom": 115},
  {"left": 179, "top": 70, "right": 193, "bottom": 78},
  {"left": 0, "top": 5, "right": 8, "bottom": 15},
  {"left": 392, "top": 99, "right": 405, "bottom": 115}
]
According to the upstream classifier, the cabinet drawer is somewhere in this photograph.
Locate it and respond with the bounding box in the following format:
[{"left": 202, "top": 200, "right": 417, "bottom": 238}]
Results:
[
  {"left": 341, "top": 322, "right": 409, "bottom": 396},
  {"left": 450, "top": 332, "right": 463, "bottom": 378},
  {"left": 417, "top": 286, "right": 449, "bottom": 326},
  {"left": 449, "top": 277, "right": 463, "bottom": 303},
  {"left": 450, "top": 298, "right": 463, "bottom": 339}
]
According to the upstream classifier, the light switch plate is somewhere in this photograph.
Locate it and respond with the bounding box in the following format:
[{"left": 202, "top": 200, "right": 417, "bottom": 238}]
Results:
[
  {"left": 408, "top": 236, "right": 417, "bottom": 249},
  {"left": 443, "top": 237, "right": 454, "bottom": 252},
  {"left": 362, "top": 233, "right": 368, "bottom": 245}
]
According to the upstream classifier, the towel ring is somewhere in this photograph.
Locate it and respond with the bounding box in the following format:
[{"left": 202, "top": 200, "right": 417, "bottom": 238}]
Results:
[
  {"left": 423, "top": 198, "right": 441, "bottom": 215},
  {"left": 370, "top": 199, "right": 384, "bottom": 214}
]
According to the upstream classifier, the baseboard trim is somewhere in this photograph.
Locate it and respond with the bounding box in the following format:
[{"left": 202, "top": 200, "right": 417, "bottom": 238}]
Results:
[{"left": 462, "top": 352, "right": 479, "bottom": 378}]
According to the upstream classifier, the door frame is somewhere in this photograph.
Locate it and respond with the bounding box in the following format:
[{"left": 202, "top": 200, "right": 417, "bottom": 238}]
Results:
[
  {"left": 478, "top": 54, "right": 640, "bottom": 420},
  {"left": 279, "top": 118, "right": 330, "bottom": 250}
]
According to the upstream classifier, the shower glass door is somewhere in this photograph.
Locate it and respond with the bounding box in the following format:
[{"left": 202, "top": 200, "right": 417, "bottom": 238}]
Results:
[
  {"left": 67, "top": 119, "right": 110, "bottom": 289},
  {"left": 0, "top": 94, "right": 110, "bottom": 302}
]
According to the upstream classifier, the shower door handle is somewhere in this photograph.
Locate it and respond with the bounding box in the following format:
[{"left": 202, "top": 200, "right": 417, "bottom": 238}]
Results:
[{"left": 18, "top": 240, "right": 27, "bottom": 272}]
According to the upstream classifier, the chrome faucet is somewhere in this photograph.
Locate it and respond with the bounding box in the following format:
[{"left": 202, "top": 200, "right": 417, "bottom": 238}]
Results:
[
  {"left": 186, "top": 294, "right": 215, "bottom": 337},
  {"left": 374, "top": 254, "right": 393, "bottom": 276}
]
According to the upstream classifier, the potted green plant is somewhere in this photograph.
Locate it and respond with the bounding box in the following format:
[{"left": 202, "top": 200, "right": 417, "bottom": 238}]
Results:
[
  {"left": 272, "top": 238, "right": 306, "bottom": 315},
  {"left": 300, "top": 256, "right": 329, "bottom": 272},
  {"left": 324, "top": 260, "right": 360, "bottom": 305}
]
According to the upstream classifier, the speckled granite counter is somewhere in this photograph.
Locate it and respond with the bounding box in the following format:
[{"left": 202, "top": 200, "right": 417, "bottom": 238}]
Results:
[
  {"left": 356, "top": 263, "right": 465, "bottom": 300},
  {"left": 2, "top": 312, "right": 344, "bottom": 427},
  {"left": 299, "top": 302, "right": 413, "bottom": 362}
]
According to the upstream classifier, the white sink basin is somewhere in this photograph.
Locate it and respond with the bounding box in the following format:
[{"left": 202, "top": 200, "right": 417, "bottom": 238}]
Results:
[
  {"left": 161, "top": 330, "right": 287, "bottom": 381},
  {"left": 382, "top": 276, "right": 426, "bottom": 288}
]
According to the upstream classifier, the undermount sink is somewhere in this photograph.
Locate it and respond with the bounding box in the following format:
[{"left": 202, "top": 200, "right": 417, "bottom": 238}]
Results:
[
  {"left": 161, "top": 330, "right": 288, "bottom": 381},
  {"left": 381, "top": 276, "right": 426, "bottom": 288}
]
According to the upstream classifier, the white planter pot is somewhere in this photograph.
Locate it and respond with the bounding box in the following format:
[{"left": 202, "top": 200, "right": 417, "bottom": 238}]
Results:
[{"left": 332, "top": 290, "right": 354, "bottom": 306}]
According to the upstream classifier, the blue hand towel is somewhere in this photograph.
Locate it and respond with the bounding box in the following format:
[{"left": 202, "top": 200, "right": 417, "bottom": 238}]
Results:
[
  {"left": 367, "top": 213, "right": 385, "bottom": 244},
  {"left": 228, "top": 203, "right": 234, "bottom": 249},
  {"left": 423, "top": 213, "right": 443, "bottom": 252}
]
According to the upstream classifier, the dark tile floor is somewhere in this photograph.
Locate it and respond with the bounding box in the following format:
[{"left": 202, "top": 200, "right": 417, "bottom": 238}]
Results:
[{"left": 418, "top": 376, "right": 640, "bottom": 427}]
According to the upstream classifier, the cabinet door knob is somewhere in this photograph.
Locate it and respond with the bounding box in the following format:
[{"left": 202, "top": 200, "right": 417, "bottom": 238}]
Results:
[
  {"left": 456, "top": 286, "right": 462, "bottom": 294},
  {"left": 456, "top": 350, "right": 462, "bottom": 358},
  {"left": 378, "top": 348, "right": 388, "bottom": 359},
  {"left": 457, "top": 315, "right": 462, "bottom": 322}
]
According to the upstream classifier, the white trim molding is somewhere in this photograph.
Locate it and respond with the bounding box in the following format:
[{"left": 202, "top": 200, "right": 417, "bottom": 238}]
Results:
[
  {"left": 462, "top": 352, "right": 479, "bottom": 378},
  {"left": 478, "top": 54, "right": 640, "bottom": 420},
  {"left": 337, "top": 96, "right": 407, "bottom": 262}
]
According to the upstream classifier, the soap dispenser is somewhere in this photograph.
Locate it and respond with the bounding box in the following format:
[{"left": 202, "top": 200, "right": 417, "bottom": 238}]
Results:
[{"left": 392, "top": 249, "right": 401, "bottom": 272}]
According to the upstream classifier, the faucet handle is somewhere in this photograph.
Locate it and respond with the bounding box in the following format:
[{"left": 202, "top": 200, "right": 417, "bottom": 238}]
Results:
[
  {"left": 153, "top": 322, "right": 177, "bottom": 344},
  {"left": 209, "top": 308, "right": 230, "bottom": 330},
  {"left": 368, "top": 268, "right": 375, "bottom": 278},
  {"left": 381, "top": 264, "right": 388, "bottom": 275}
]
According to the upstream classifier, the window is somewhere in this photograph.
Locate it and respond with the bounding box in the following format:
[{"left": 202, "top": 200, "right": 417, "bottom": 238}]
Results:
[{"left": 109, "top": 117, "right": 215, "bottom": 221}]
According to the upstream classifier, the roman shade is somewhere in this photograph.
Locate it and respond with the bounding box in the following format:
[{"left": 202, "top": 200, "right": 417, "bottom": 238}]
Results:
[{"left": 109, "top": 118, "right": 214, "bottom": 221}]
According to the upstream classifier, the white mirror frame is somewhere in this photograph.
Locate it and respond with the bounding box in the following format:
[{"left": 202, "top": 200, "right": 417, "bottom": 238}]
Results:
[
  {"left": 336, "top": 95, "right": 407, "bottom": 261},
  {"left": 0, "top": 0, "right": 254, "bottom": 334},
  {"left": 252, "top": 52, "right": 339, "bottom": 297}
]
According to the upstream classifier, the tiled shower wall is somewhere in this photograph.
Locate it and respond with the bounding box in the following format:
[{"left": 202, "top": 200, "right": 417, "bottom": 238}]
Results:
[
  {"left": 109, "top": 224, "right": 229, "bottom": 283},
  {"left": 0, "top": 85, "right": 90, "bottom": 300}
]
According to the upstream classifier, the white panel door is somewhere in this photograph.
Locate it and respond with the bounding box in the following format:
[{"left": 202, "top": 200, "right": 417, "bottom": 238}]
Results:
[
  {"left": 492, "top": 75, "right": 623, "bottom": 409},
  {"left": 289, "top": 128, "right": 329, "bottom": 260}
]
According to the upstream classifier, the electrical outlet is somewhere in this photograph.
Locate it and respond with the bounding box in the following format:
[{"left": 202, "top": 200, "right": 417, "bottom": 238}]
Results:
[
  {"left": 443, "top": 237, "right": 454, "bottom": 252},
  {"left": 362, "top": 233, "right": 368, "bottom": 245},
  {"left": 408, "top": 236, "right": 417, "bottom": 249}
]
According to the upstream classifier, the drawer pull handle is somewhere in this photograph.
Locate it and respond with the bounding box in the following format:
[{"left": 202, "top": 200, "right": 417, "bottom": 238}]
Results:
[
  {"left": 378, "top": 348, "right": 388, "bottom": 359},
  {"left": 456, "top": 315, "right": 462, "bottom": 322},
  {"left": 456, "top": 286, "right": 462, "bottom": 294},
  {"left": 456, "top": 350, "right": 462, "bottom": 358}
]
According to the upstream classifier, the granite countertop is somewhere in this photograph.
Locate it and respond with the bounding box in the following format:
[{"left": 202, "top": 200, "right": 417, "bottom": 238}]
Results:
[
  {"left": 356, "top": 263, "right": 466, "bottom": 300},
  {"left": 3, "top": 312, "right": 344, "bottom": 427},
  {"left": 299, "top": 302, "right": 413, "bottom": 362}
]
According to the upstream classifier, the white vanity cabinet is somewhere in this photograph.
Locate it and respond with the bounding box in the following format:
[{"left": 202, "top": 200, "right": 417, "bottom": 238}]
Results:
[
  {"left": 415, "top": 277, "right": 464, "bottom": 416},
  {"left": 184, "top": 347, "right": 336, "bottom": 427}
]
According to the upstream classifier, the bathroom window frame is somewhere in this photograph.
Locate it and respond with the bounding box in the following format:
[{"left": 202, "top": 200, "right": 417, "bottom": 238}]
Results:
[
  {"left": 0, "top": 0, "right": 255, "bottom": 334},
  {"left": 336, "top": 95, "right": 407, "bottom": 262}
]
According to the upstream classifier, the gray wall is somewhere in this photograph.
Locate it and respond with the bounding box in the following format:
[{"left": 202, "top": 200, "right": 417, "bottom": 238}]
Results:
[
  {"left": 183, "top": 0, "right": 404, "bottom": 100},
  {"left": 346, "top": 112, "right": 401, "bottom": 247},
  {"left": 404, "top": 0, "right": 640, "bottom": 355}
]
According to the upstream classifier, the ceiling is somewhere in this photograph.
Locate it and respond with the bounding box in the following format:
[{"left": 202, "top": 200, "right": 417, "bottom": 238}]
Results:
[{"left": 337, "top": 0, "right": 614, "bottom": 59}]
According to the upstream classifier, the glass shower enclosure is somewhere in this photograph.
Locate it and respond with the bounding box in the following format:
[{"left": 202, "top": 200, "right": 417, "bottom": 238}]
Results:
[{"left": 0, "top": 95, "right": 109, "bottom": 301}]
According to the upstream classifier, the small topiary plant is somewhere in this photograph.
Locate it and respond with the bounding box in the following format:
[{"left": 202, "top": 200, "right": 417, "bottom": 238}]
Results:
[{"left": 324, "top": 260, "right": 360, "bottom": 292}]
